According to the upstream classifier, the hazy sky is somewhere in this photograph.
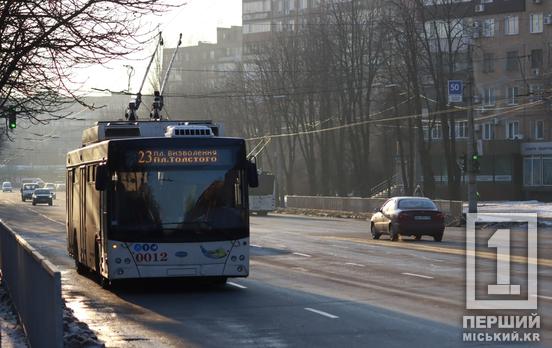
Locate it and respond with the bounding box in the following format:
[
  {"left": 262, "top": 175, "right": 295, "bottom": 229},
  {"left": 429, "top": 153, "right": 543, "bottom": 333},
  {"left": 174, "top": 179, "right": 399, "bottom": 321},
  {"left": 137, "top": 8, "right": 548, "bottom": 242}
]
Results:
[{"left": 79, "top": 0, "right": 242, "bottom": 95}]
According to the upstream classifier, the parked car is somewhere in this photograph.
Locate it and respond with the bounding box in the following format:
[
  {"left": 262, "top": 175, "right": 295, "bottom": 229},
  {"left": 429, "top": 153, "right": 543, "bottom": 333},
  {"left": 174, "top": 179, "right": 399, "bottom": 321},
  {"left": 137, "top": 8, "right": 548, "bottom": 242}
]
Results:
[
  {"left": 370, "top": 197, "right": 445, "bottom": 242},
  {"left": 43, "top": 183, "right": 57, "bottom": 199},
  {"left": 21, "top": 183, "right": 39, "bottom": 202},
  {"left": 2, "top": 181, "right": 12, "bottom": 192},
  {"left": 32, "top": 189, "right": 53, "bottom": 206}
]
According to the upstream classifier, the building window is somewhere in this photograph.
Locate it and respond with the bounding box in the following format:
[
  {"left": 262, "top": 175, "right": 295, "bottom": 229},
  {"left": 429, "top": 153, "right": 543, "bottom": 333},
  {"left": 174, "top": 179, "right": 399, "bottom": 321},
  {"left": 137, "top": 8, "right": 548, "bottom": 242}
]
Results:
[
  {"left": 506, "top": 51, "right": 518, "bottom": 71},
  {"left": 482, "top": 18, "right": 495, "bottom": 37},
  {"left": 483, "top": 123, "right": 494, "bottom": 140},
  {"left": 504, "top": 16, "right": 519, "bottom": 35},
  {"left": 483, "top": 53, "right": 494, "bottom": 73},
  {"left": 531, "top": 49, "right": 543, "bottom": 69},
  {"left": 299, "top": 0, "right": 308, "bottom": 10},
  {"left": 529, "top": 84, "right": 544, "bottom": 100},
  {"left": 530, "top": 13, "right": 543, "bottom": 34},
  {"left": 535, "top": 120, "right": 544, "bottom": 140},
  {"left": 507, "top": 86, "right": 518, "bottom": 105},
  {"left": 506, "top": 120, "right": 520, "bottom": 139},
  {"left": 484, "top": 87, "right": 496, "bottom": 106},
  {"left": 456, "top": 121, "right": 467, "bottom": 138}
]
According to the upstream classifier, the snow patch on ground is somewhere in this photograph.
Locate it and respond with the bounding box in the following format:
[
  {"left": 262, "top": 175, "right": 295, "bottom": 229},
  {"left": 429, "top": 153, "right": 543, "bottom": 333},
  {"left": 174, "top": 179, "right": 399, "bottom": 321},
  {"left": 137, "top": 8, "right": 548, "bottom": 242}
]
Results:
[
  {"left": 63, "top": 303, "right": 105, "bottom": 348},
  {"left": 0, "top": 281, "right": 28, "bottom": 347}
]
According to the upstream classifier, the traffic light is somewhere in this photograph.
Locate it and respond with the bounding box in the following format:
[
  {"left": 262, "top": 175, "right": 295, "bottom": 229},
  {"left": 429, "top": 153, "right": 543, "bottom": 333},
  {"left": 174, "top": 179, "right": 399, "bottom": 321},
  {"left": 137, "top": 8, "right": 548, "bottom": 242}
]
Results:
[
  {"left": 8, "top": 111, "right": 16, "bottom": 129},
  {"left": 471, "top": 153, "right": 480, "bottom": 174}
]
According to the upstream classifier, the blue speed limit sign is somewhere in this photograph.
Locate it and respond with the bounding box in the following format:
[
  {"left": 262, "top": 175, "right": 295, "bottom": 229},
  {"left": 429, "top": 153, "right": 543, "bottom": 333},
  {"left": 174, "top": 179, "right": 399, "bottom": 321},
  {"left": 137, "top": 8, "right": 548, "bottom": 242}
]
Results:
[{"left": 448, "top": 80, "right": 463, "bottom": 103}]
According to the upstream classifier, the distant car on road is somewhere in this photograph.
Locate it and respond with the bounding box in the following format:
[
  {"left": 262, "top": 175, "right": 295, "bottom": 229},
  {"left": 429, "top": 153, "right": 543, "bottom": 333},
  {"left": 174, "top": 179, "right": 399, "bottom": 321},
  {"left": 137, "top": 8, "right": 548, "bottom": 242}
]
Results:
[
  {"left": 21, "top": 183, "right": 39, "bottom": 202},
  {"left": 2, "top": 181, "right": 12, "bottom": 192},
  {"left": 370, "top": 197, "right": 445, "bottom": 242},
  {"left": 32, "top": 189, "right": 53, "bottom": 206},
  {"left": 44, "top": 183, "right": 57, "bottom": 199}
]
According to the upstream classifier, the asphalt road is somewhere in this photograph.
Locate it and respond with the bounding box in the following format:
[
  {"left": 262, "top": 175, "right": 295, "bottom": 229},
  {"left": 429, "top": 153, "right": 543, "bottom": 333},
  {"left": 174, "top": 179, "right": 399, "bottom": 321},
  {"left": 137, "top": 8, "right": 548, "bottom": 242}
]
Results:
[{"left": 0, "top": 191, "right": 550, "bottom": 347}]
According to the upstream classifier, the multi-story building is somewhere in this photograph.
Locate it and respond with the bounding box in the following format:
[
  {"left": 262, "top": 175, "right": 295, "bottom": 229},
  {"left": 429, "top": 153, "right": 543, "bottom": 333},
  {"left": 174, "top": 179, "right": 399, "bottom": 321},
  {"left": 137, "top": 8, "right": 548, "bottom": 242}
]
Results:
[
  {"left": 424, "top": 0, "right": 552, "bottom": 200},
  {"left": 160, "top": 26, "right": 242, "bottom": 120}
]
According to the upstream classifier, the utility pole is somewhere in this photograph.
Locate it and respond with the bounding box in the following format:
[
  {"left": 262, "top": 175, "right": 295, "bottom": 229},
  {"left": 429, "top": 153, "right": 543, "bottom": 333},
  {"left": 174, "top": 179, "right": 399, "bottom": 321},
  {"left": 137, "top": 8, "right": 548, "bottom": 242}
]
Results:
[{"left": 467, "top": 42, "right": 477, "bottom": 213}]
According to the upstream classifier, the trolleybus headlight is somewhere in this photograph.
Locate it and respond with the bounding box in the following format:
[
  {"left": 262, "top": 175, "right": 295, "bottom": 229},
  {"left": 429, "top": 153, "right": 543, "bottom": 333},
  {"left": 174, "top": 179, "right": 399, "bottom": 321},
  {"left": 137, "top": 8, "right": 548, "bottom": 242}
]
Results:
[
  {"left": 115, "top": 258, "right": 122, "bottom": 264},
  {"left": 117, "top": 268, "right": 124, "bottom": 275},
  {"left": 239, "top": 255, "right": 245, "bottom": 261},
  {"left": 124, "top": 258, "right": 131, "bottom": 264},
  {"left": 112, "top": 244, "right": 118, "bottom": 249},
  {"left": 237, "top": 266, "right": 244, "bottom": 272},
  {"left": 231, "top": 256, "right": 237, "bottom": 262}
]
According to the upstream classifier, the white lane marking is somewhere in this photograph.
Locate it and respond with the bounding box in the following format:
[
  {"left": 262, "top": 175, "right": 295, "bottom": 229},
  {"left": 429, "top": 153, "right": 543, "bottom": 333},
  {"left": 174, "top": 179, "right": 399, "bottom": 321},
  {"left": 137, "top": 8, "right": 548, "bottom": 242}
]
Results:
[
  {"left": 292, "top": 252, "right": 311, "bottom": 258},
  {"left": 250, "top": 244, "right": 263, "bottom": 248},
  {"left": 401, "top": 272, "right": 434, "bottom": 279},
  {"left": 304, "top": 308, "right": 339, "bottom": 319},
  {"left": 26, "top": 207, "right": 65, "bottom": 226},
  {"left": 5, "top": 198, "right": 65, "bottom": 226},
  {"left": 227, "top": 282, "right": 247, "bottom": 289},
  {"left": 532, "top": 294, "right": 552, "bottom": 301},
  {"left": 345, "top": 262, "right": 365, "bottom": 267}
]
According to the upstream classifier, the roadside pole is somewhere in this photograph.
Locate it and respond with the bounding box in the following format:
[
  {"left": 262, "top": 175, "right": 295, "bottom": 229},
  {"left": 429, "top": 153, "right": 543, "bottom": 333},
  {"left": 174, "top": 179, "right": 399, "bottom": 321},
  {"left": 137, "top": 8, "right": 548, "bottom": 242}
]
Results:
[{"left": 467, "top": 43, "right": 477, "bottom": 213}]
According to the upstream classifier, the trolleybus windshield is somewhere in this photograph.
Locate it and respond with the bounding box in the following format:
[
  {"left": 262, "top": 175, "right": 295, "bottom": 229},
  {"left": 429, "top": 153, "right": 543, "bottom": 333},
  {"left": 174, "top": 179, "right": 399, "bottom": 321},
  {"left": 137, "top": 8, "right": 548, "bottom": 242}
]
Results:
[{"left": 108, "top": 146, "right": 248, "bottom": 243}]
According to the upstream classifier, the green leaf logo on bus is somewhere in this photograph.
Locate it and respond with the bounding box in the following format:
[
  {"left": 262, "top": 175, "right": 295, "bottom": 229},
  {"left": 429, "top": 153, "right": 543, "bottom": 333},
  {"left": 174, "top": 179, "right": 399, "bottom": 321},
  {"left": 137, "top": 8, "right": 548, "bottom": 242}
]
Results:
[{"left": 200, "top": 246, "right": 228, "bottom": 259}]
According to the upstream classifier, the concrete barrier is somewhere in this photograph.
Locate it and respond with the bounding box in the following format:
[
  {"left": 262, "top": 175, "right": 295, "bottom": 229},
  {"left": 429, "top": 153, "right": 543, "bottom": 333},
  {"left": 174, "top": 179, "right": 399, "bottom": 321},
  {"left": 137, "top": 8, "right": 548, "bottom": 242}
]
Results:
[
  {"left": 0, "top": 221, "right": 63, "bottom": 348},
  {"left": 284, "top": 195, "right": 463, "bottom": 219}
]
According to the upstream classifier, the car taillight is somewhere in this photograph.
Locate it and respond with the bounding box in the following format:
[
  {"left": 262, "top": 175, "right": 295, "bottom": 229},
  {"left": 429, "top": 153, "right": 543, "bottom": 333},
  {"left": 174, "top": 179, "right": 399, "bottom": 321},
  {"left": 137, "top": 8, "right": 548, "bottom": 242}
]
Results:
[
  {"left": 434, "top": 212, "right": 445, "bottom": 221},
  {"left": 398, "top": 213, "right": 410, "bottom": 222}
]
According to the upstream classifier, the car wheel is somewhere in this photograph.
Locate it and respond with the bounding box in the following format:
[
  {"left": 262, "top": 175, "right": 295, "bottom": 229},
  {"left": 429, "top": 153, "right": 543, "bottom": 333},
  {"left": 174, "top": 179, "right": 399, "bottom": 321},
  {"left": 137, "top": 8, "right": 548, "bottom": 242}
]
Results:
[
  {"left": 48, "top": 201, "right": 52, "bottom": 206},
  {"left": 21, "top": 197, "right": 25, "bottom": 202},
  {"left": 75, "top": 260, "right": 86, "bottom": 275},
  {"left": 415, "top": 235, "right": 422, "bottom": 241},
  {"left": 389, "top": 224, "right": 399, "bottom": 241},
  {"left": 32, "top": 201, "right": 36, "bottom": 206},
  {"left": 370, "top": 223, "right": 381, "bottom": 240},
  {"left": 433, "top": 231, "right": 444, "bottom": 242}
]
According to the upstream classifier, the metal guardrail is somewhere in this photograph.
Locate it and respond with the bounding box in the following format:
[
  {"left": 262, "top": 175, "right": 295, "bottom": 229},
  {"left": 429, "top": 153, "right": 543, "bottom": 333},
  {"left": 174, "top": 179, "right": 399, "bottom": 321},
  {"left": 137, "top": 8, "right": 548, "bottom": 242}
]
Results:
[{"left": 0, "top": 220, "right": 63, "bottom": 348}]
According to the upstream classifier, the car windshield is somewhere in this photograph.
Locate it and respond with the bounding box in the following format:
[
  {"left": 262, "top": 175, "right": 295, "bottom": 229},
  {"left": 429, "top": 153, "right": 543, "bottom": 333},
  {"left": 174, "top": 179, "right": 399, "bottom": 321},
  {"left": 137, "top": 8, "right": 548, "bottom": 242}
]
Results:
[
  {"left": 23, "top": 184, "right": 37, "bottom": 190},
  {"left": 108, "top": 167, "right": 248, "bottom": 242},
  {"left": 34, "top": 189, "right": 50, "bottom": 195},
  {"left": 397, "top": 199, "right": 437, "bottom": 210}
]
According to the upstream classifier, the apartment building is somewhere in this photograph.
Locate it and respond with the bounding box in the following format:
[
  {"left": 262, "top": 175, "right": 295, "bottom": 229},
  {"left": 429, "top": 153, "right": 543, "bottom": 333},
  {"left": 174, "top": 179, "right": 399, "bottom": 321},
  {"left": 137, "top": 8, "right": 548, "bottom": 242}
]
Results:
[
  {"left": 160, "top": 26, "right": 242, "bottom": 120},
  {"left": 424, "top": 0, "right": 552, "bottom": 200}
]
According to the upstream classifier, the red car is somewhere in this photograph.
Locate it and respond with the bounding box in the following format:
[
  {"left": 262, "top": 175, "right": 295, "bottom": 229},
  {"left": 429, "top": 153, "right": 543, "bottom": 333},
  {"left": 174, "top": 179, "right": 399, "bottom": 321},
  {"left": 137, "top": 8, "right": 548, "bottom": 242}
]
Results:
[{"left": 370, "top": 197, "right": 445, "bottom": 242}]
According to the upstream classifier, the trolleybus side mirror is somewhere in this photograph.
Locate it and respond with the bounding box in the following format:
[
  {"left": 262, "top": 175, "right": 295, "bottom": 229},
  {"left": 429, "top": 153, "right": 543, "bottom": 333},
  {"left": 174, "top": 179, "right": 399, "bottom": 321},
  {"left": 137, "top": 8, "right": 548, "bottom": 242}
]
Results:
[
  {"left": 95, "top": 165, "right": 109, "bottom": 191},
  {"left": 247, "top": 159, "right": 259, "bottom": 188}
]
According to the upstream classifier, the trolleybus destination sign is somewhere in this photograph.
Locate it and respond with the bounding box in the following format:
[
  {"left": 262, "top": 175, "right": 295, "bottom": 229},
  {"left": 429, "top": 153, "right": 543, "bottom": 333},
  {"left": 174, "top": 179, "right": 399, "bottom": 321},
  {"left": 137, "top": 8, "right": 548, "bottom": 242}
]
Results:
[{"left": 134, "top": 149, "right": 219, "bottom": 165}]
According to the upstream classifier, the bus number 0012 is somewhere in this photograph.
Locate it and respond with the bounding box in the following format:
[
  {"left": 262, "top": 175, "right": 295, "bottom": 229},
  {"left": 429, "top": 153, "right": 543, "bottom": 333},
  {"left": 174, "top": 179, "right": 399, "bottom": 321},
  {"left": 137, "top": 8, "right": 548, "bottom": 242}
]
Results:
[{"left": 134, "top": 252, "right": 168, "bottom": 262}]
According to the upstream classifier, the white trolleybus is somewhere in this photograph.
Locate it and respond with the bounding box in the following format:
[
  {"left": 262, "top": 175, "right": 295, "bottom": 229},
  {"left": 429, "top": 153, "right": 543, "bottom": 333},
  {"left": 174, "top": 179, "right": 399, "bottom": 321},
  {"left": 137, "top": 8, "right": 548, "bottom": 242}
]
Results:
[{"left": 66, "top": 120, "right": 258, "bottom": 287}]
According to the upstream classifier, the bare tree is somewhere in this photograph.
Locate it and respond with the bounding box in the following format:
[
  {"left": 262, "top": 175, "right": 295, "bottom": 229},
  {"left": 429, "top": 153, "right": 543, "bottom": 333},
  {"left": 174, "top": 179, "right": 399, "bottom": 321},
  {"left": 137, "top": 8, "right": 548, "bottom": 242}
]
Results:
[{"left": 0, "top": 0, "right": 182, "bottom": 129}]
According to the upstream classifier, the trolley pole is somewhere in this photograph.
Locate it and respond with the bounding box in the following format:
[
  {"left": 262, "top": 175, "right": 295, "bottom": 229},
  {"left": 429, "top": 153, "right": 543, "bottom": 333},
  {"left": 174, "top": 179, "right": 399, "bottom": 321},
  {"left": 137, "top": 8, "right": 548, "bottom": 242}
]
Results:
[{"left": 467, "top": 43, "right": 478, "bottom": 213}]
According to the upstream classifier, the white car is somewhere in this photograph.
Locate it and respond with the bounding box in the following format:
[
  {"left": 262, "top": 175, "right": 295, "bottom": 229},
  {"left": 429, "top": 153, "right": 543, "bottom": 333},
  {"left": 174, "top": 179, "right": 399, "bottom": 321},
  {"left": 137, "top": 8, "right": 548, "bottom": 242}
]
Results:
[{"left": 2, "top": 181, "right": 12, "bottom": 192}]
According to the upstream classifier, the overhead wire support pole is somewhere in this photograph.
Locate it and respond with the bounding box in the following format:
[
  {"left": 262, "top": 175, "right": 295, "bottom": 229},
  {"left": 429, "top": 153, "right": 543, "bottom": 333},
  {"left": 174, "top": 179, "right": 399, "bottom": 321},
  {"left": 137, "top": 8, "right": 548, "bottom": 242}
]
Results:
[{"left": 467, "top": 42, "right": 478, "bottom": 214}]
